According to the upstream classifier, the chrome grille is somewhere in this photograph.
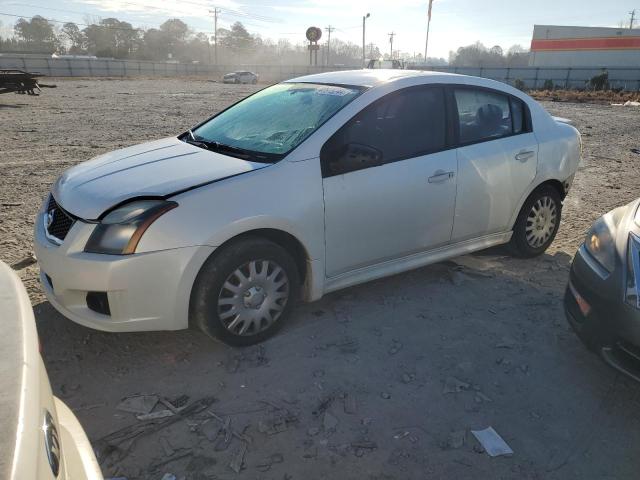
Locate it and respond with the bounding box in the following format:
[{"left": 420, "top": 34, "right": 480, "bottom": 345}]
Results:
[{"left": 45, "top": 195, "right": 76, "bottom": 243}]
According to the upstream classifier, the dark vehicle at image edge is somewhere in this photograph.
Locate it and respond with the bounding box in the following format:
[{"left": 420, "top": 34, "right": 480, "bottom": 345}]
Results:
[{"left": 566, "top": 198, "right": 640, "bottom": 380}]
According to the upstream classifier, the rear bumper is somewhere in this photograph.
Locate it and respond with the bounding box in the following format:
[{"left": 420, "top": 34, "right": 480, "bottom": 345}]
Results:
[
  {"left": 565, "top": 245, "right": 640, "bottom": 381},
  {"left": 55, "top": 398, "right": 103, "bottom": 480},
  {"left": 34, "top": 208, "right": 214, "bottom": 332}
]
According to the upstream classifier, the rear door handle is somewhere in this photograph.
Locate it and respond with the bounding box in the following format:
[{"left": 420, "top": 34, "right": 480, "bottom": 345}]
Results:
[
  {"left": 515, "top": 150, "right": 535, "bottom": 162},
  {"left": 428, "top": 170, "right": 455, "bottom": 183}
]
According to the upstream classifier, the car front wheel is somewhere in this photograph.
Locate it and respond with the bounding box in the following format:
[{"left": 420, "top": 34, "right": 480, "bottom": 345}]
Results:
[
  {"left": 190, "top": 237, "right": 300, "bottom": 346},
  {"left": 510, "top": 185, "right": 562, "bottom": 257}
]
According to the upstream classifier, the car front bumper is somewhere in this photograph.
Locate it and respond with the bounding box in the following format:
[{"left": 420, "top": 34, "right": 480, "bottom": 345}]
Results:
[
  {"left": 565, "top": 244, "right": 640, "bottom": 381},
  {"left": 54, "top": 397, "right": 103, "bottom": 480},
  {"left": 34, "top": 208, "right": 214, "bottom": 332}
]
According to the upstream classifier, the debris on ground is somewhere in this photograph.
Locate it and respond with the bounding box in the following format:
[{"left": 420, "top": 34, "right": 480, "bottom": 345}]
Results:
[
  {"left": 159, "top": 436, "right": 175, "bottom": 457},
  {"left": 116, "top": 394, "right": 159, "bottom": 415},
  {"left": 95, "top": 397, "right": 216, "bottom": 468},
  {"left": 381, "top": 392, "right": 391, "bottom": 399},
  {"left": 343, "top": 394, "right": 357, "bottom": 414},
  {"left": 255, "top": 453, "right": 284, "bottom": 472},
  {"left": 160, "top": 474, "right": 176, "bottom": 480},
  {"left": 450, "top": 270, "right": 472, "bottom": 286},
  {"left": 229, "top": 441, "right": 248, "bottom": 473},
  {"left": 471, "top": 426, "right": 514, "bottom": 457},
  {"left": 137, "top": 410, "right": 174, "bottom": 421},
  {"left": 10, "top": 254, "right": 36, "bottom": 271},
  {"left": 442, "top": 430, "right": 466, "bottom": 450},
  {"left": 442, "top": 376, "right": 470, "bottom": 394},
  {"left": 388, "top": 339, "right": 403, "bottom": 355},
  {"left": 322, "top": 411, "right": 339, "bottom": 431}
]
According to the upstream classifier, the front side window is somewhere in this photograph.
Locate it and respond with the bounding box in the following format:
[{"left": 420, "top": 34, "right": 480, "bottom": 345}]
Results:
[
  {"left": 321, "top": 86, "right": 446, "bottom": 177},
  {"left": 454, "top": 88, "right": 513, "bottom": 144},
  {"left": 191, "top": 83, "right": 363, "bottom": 162}
]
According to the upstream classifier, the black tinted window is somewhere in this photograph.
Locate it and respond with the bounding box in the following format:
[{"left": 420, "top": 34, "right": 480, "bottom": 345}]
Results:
[
  {"left": 322, "top": 86, "right": 446, "bottom": 176},
  {"left": 510, "top": 97, "right": 526, "bottom": 134},
  {"left": 454, "top": 88, "right": 512, "bottom": 144}
]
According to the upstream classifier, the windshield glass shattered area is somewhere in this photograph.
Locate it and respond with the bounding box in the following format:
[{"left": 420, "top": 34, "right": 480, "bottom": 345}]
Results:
[{"left": 191, "top": 83, "right": 363, "bottom": 160}]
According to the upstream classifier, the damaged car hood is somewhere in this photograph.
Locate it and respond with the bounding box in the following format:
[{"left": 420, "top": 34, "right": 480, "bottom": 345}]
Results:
[{"left": 52, "top": 137, "right": 270, "bottom": 220}]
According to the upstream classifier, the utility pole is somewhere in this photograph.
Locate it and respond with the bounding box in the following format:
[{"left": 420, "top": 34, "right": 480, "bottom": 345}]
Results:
[
  {"left": 630, "top": 9, "right": 636, "bottom": 29},
  {"left": 362, "top": 13, "right": 370, "bottom": 68},
  {"left": 209, "top": 8, "right": 221, "bottom": 64},
  {"left": 388, "top": 32, "right": 395, "bottom": 59},
  {"left": 325, "top": 25, "right": 335, "bottom": 66}
]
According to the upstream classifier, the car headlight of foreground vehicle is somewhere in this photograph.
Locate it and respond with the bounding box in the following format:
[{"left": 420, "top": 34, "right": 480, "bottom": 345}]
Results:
[
  {"left": 584, "top": 206, "right": 626, "bottom": 273},
  {"left": 84, "top": 199, "right": 177, "bottom": 255}
]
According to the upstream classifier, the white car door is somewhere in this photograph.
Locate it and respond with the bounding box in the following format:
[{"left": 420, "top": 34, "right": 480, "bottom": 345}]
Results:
[
  {"left": 321, "top": 86, "right": 458, "bottom": 278},
  {"left": 450, "top": 87, "right": 538, "bottom": 242}
]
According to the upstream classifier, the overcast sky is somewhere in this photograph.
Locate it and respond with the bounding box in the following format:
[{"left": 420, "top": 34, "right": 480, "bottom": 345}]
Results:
[{"left": 1, "top": 0, "right": 638, "bottom": 58}]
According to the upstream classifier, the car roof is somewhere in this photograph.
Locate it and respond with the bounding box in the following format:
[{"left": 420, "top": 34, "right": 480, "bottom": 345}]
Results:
[{"left": 286, "top": 69, "right": 462, "bottom": 88}]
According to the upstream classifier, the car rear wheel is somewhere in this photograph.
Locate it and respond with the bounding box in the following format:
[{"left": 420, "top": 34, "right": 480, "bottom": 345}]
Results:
[
  {"left": 190, "top": 237, "right": 300, "bottom": 346},
  {"left": 510, "top": 185, "right": 562, "bottom": 258}
]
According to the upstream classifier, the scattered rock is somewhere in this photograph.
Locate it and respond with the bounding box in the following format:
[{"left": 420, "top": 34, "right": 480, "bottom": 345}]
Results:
[
  {"left": 307, "top": 427, "right": 320, "bottom": 436},
  {"left": 313, "top": 369, "right": 325, "bottom": 378},
  {"left": 401, "top": 372, "right": 415, "bottom": 384},
  {"left": 475, "top": 392, "right": 492, "bottom": 403},
  {"left": 323, "top": 412, "right": 339, "bottom": 431},
  {"left": 388, "top": 340, "right": 403, "bottom": 355},
  {"left": 381, "top": 392, "right": 391, "bottom": 399},
  {"left": 442, "top": 376, "right": 470, "bottom": 394}
]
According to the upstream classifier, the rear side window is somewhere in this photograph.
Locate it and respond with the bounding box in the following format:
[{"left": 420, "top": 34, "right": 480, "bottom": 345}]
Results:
[
  {"left": 321, "top": 86, "right": 446, "bottom": 176},
  {"left": 510, "top": 97, "right": 526, "bottom": 134},
  {"left": 454, "top": 88, "right": 512, "bottom": 144}
]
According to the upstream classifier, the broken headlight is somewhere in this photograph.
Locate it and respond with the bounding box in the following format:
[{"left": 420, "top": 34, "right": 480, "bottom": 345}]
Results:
[{"left": 84, "top": 199, "right": 177, "bottom": 255}]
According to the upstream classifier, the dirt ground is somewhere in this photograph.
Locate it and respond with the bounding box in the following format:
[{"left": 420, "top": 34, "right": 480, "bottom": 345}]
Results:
[{"left": 2, "top": 78, "right": 640, "bottom": 480}]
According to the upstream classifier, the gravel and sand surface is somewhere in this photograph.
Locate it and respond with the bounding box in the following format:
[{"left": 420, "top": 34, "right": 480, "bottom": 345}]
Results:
[{"left": 1, "top": 78, "right": 640, "bottom": 479}]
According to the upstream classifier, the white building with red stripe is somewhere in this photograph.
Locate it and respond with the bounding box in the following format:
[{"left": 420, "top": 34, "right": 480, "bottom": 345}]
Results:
[{"left": 529, "top": 25, "right": 640, "bottom": 67}]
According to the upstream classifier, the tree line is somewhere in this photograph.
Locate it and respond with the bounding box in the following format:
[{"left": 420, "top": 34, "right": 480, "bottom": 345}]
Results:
[{"left": 0, "top": 15, "right": 529, "bottom": 67}]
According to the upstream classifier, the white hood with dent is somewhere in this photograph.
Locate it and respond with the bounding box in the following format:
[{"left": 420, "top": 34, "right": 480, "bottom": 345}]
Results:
[{"left": 52, "top": 137, "right": 269, "bottom": 220}]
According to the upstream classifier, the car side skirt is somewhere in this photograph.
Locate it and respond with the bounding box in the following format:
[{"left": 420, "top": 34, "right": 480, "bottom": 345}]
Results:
[{"left": 323, "top": 231, "right": 512, "bottom": 295}]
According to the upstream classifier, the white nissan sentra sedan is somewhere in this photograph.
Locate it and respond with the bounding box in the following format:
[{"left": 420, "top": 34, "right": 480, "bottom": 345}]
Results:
[{"left": 34, "top": 70, "right": 581, "bottom": 346}]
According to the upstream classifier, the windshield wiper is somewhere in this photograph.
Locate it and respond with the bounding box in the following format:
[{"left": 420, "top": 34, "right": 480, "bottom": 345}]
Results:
[{"left": 183, "top": 131, "right": 281, "bottom": 163}]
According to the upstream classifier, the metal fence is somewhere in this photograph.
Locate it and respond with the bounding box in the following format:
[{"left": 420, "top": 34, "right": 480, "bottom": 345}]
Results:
[
  {"left": 418, "top": 66, "right": 640, "bottom": 91},
  {"left": 1, "top": 54, "right": 639, "bottom": 90},
  {"left": 0, "top": 55, "right": 354, "bottom": 83}
]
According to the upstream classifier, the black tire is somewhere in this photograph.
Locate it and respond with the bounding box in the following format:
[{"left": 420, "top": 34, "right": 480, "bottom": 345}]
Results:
[
  {"left": 509, "top": 185, "right": 563, "bottom": 258},
  {"left": 190, "top": 237, "right": 300, "bottom": 346}
]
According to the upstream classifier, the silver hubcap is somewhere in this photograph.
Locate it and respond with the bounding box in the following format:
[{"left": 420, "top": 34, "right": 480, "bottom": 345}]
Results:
[
  {"left": 218, "top": 259, "right": 289, "bottom": 336},
  {"left": 525, "top": 196, "right": 557, "bottom": 248}
]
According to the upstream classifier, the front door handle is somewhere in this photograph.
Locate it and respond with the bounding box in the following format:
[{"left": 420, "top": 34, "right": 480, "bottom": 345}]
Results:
[
  {"left": 428, "top": 170, "right": 455, "bottom": 183},
  {"left": 515, "top": 150, "right": 535, "bottom": 162}
]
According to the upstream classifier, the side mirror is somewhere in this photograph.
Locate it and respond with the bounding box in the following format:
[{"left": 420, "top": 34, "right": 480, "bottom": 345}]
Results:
[{"left": 323, "top": 142, "right": 384, "bottom": 177}]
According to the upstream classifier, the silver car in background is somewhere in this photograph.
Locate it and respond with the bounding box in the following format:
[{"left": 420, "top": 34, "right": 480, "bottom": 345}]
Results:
[
  {"left": 222, "top": 71, "right": 258, "bottom": 84},
  {"left": 34, "top": 70, "right": 581, "bottom": 346}
]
